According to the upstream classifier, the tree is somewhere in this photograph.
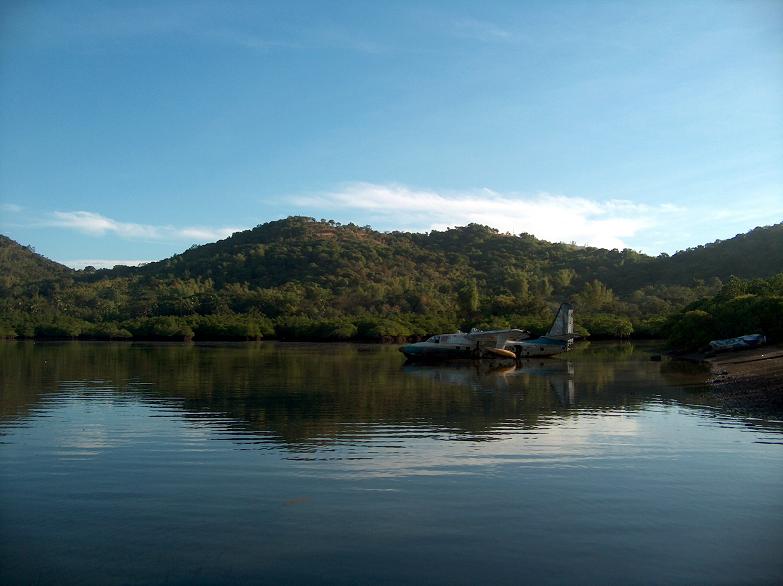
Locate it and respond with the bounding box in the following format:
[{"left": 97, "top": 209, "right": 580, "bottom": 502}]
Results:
[
  {"left": 575, "top": 279, "right": 615, "bottom": 310},
  {"left": 553, "top": 268, "right": 576, "bottom": 290},
  {"left": 457, "top": 279, "right": 479, "bottom": 317}
]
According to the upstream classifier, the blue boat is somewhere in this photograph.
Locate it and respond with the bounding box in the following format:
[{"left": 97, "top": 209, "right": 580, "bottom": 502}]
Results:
[{"left": 708, "top": 333, "right": 766, "bottom": 352}]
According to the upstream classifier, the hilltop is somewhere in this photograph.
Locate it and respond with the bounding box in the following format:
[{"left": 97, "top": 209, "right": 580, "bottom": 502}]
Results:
[
  {"left": 0, "top": 217, "right": 781, "bottom": 340},
  {"left": 126, "top": 217, "right": 783, "bottom": 292},
  {"left": 649, "top": 223, "right": 783, "bottom": 283}
]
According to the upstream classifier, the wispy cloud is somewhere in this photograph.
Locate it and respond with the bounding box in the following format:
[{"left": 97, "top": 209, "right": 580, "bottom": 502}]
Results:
[
  {"left": 293, "top": 182, "right": 683, "bottom": 250},
  {"left": 0, "top": 203, "right": 23, "bottom": 213},
  {"left": 48, "top": 211, "right": 242, "bottom": 243},
  {"left": 6, "top": 4, "right": 385, "bottom": 54},
  {"left": 201, "top": 29, "right": 302, "bottom": 51},
  {"left": 452, "top": 18, "right": 514, "bottom": 43},
  {"left": 207, "top": 27, "right": 385, "bottom": 54}
]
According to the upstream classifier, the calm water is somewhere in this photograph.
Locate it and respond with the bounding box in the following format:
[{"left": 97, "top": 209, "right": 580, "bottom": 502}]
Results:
[{"left": 1, "top": 341, "right": 781, "bottom": 585}]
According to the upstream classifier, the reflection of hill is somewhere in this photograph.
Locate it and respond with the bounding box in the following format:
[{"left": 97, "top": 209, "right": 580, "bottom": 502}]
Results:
[{"left": 0, "top": 341, "right": 710, "bottom": 449}]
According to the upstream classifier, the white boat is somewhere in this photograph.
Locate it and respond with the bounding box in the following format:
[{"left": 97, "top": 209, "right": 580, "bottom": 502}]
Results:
[
  {"left": 506, "top": 303, "right": 577, "bottom": 357},
  {"left": 400, "top": 328, "right": 529, "bottom": 361}
]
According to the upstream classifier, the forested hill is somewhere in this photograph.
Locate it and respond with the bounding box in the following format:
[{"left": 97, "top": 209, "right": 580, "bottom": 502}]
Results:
[
  {"left": 0, "top": 217, "right": 781, "bottom": 341},
  {"left": 0, "top": 235, "right": 72, "bottom": 290},
  {"left": 134, "top": 217, "right": 782, "bottom": 292},
  {"left": 647, "top": 223, "right": 783, "bottom": 283}
]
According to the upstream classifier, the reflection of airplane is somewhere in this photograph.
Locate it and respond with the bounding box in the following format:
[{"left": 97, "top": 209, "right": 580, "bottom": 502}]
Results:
[
  {"left": 507, "top": 303, "right": 577, "bottom": 357},
  {"left": 506, "top": 359, "right": 576, "bottom": 405},
  {"left": 402, "top": 362, "right": 517, "bottom": 391},
  {"left": 403, "top": 358, "right": 577, "bottom": 406},
  {"left": 509, "top": 358, "right": 574, "bottom": 378},
  {"left": 400, "top": 328, "right": 529, "bottom": 361}
]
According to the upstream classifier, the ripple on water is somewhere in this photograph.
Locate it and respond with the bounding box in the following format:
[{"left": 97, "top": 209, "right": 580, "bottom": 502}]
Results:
[{"left": 1, "top": 341, "right": 781, "bottom": 585}]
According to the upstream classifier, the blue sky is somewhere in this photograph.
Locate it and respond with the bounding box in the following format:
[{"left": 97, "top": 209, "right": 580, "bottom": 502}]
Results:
[{"left": 1, "top": 0, "right": 781, "bottom": 268}]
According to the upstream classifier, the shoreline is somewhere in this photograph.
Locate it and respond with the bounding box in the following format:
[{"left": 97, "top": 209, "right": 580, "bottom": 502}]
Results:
[{"left": 705, "top": 344, "right": 783, "bottom": 412}]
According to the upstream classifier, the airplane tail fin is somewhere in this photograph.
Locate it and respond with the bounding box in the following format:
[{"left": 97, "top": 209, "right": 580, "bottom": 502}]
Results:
[{"left": 546, "top": 303, "right": 574, "bottom": 339}]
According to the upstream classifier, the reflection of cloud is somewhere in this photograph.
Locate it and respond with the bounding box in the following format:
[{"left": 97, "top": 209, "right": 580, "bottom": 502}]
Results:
[
  {"left": 294, "top": 182, "right": 682, "bottom": 250},
  {"left": 48, "top": 211, "right": 243, "bottom": 243},
  {"left": 63, "top": 423, "right": 110, "bottom": 451},
  {"left": 325, "top": 414, "right": 642, "bottom": 479}
]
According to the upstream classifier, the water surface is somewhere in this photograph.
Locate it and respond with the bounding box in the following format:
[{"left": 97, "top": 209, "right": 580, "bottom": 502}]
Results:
[{"left": 1, "top": 341, "right": 781, "bottom": 584}]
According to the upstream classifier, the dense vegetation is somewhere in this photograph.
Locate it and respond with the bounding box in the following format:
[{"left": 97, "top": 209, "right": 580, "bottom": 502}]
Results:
[
  {"left": 0, "top": 235, "right": 72, "bottom": 289},
  {"left": 1, "top": 217, "right": 781, "bottom": 345},
  {"left": 664, "top": 274, "right": 783, "bottom": 351}
]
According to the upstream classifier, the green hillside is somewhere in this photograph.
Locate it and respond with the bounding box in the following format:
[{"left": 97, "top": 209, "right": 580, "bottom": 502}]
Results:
[
  {"left": 133, "top": 217, "right": 783, "bottom": 292},
  {"left": 1, "top": 217, "right": 781, "bottom": 341},
  {"left": 0, "top": 235, "right": 72, "bottom": 292},
  {"left": 646, "top": 223, "right": 783, "bottom": 284}
]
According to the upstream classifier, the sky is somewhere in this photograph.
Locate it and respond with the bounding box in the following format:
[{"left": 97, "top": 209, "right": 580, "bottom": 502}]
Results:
[{"left": 1, "top": 0, "right": 781, "bottom": 268}]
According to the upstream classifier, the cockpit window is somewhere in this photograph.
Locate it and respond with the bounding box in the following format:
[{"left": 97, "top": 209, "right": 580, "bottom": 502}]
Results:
[{"left": 427, "top": 335, "right": 440, "bottom": 343}]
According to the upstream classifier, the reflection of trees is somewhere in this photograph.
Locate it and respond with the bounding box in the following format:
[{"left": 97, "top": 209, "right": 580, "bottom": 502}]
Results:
[{"left": 0, "top": 341, "right": 710, "bottom": 448}]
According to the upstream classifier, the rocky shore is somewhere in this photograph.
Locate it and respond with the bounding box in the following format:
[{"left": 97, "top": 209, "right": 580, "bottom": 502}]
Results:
[{"left": 705, "top": 344, "right": 783, "bottom": 412}]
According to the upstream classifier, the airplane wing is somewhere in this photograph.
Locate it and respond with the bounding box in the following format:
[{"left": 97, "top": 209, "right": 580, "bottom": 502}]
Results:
[{"left": 466, "top": 328, "right": 530, "bottom": 346}]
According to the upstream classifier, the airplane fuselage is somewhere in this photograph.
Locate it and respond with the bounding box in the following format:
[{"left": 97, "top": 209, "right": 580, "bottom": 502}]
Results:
[
  {"left": 508, "top": 336, "right": 570, "bottom": 357},
  {"left": 399, "top": 304, "right": 576, "bottom": 362},
  {"left": 400, "top": 333, "right": 479, "bottom": 360},
  {"left": 400, "top": 331, "right": 520, "bottom": 361}
]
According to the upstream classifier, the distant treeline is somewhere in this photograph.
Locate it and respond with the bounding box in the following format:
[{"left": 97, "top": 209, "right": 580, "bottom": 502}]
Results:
[{"left": 1, "top": 217, "right": 782, "bottom": 347}]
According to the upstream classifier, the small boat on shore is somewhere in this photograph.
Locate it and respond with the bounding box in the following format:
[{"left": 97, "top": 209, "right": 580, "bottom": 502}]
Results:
[{"left": 708, "top": 333, "right": 766, "bottom": 353}]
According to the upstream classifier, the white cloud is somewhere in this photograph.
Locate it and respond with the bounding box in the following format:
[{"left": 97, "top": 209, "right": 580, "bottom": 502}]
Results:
[
  {"left": 49, "top": 211, "right": 243, "bottom": 243},
  {"left": 294, "top": 182, "right": 681, "bottom": 250},
  {"left": 177, "top": 227, "right": 232, "bottom": 240},
  {"left": 1, "top": 203, "right": 23, "bottom": 213},
  {"left": 635, "top": 189, "right": 783, "bottom": 254},
  {"left": 51, "top": 211, "right": 154, "bottom": 237},
  {"left": 60, "top": 259, "right": 151, "bottom": 270}
]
